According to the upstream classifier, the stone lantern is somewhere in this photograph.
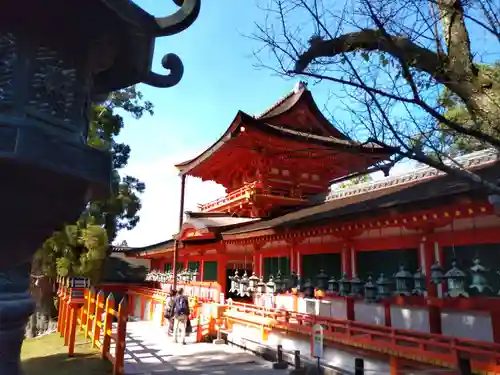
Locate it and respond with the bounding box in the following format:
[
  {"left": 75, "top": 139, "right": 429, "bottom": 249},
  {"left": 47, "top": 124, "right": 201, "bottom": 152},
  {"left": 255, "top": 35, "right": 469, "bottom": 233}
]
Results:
[
  {"left": 469, "top": 257, "right": 493, "bottom": 295},
  {"left": 316, "top": 269, "right": 329, "bottom": 291},
  {"left": 394, "top": 264, "right": 413, "bottom": 296},
  {"left": 445, "top": 261, "right": 468, "bottom": 297},
  {"left": 0, "top": 1, "right": 201, "bottom": 372}
]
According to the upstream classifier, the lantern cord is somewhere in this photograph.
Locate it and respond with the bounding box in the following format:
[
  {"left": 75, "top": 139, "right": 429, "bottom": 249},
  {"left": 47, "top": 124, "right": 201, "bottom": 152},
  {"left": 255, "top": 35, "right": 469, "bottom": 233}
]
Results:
[{"left": 451, "top": 220, "right": 456, "bottom": 259}]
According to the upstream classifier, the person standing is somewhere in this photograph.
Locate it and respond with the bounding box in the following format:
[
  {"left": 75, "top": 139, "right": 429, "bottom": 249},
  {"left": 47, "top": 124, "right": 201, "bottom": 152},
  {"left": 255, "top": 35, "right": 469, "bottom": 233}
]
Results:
[
  {"left": 173, "top": 288, "right": 190, "bottom": 345},
  {"left": 164, "top": 289, "right": 177, "bottom": 336}
]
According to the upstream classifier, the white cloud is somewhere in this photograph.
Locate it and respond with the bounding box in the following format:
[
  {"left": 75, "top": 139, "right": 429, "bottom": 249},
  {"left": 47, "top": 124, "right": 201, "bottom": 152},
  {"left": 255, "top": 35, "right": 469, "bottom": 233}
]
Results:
[{"left": 115, "top": 150, "right": 225, "bottom": 247}]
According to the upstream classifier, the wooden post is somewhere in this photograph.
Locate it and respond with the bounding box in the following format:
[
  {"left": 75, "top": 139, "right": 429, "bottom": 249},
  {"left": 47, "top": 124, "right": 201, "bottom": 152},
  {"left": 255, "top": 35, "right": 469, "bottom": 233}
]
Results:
[
  {"left": 354, "top": 358, "right": 364, "bottom": 375},
  {"left": 59, "top": 288, "right": 67, "bottom": 337},
  {"left": 113, "top": 297, "right": 129, "bottom": 375},
  {"left": 67, "top": 305, "right": 78, "bottom": 357},
  {"left": 64, "top": 298, "right": 72, "bottom": 346},
  {"left": 85, "top": 288, "right": 95, "bottom": 339},
  {"left": 389, "top": 356, "right": 399, "bottom": 375},
  {"left": 79, "top": 289, "right": 88, "bottom": 332},
  {"left": 92, "top": 291, "right": 105, "bottom": 349},
  {"left": 101, "top": 293, "right": 115, "bottom": 360},
  {"left": 57, "top": 287, "right": 65, "bottom": 334},
  {"left": 457, "top": 356, "right": 472, "bottom": 375}
]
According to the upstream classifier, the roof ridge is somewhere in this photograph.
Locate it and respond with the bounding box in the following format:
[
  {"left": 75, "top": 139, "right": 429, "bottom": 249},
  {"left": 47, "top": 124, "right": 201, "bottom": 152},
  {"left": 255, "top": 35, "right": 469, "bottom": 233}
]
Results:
[
  {"left": 325, "top": 148, "right": 499, "bottom": 202},
  {"left": 255, "top": 81, "right": 307, "bottom": 119}
]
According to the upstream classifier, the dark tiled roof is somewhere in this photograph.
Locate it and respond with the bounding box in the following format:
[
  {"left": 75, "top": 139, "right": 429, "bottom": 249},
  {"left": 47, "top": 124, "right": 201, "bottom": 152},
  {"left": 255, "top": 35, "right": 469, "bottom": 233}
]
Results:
[
  {"left": 111, "top": 239, "right": 175, "bottom": 254},
  {"left": 222, "top": 149, "right": 499, "bottom": 237}
]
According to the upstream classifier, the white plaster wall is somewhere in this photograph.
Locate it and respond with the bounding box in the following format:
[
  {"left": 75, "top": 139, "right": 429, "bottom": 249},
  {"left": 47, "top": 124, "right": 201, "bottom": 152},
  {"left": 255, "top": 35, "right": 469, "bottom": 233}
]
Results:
[
  {"left": 354, "top": 301, "right": 385, "bottom": 326},
  {"left": 391, "top": 306, "right": 430, "bottom": 332},
  {"left": 441, "top": 310, "right": 494, "bottom": 342},
  {"left": 318, "top": 300, "right": 331, "bottom": 317},
  {"left": 144, "top": 299, "right": 151, "bottom": 321},
  {"left": 133, "top": 296, "right": 142, "bottom": 318},
  {"left": 153, "top": 302, "right": 163, "bottom": 325},
  {"left": 275, "top": 295, "right": 294, "bottom": 311},
  {"left": 227, "top": 323, "right": 392, "bottom": 373},
  {"left": 330, "top": 300, "right": 347, "bottom": 320}
]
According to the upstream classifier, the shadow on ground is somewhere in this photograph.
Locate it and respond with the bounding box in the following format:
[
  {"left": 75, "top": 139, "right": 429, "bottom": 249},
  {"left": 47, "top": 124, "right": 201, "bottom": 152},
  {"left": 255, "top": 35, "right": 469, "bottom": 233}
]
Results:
[{"left": 22, "top": 352, "right": 112, "bottom": 375}]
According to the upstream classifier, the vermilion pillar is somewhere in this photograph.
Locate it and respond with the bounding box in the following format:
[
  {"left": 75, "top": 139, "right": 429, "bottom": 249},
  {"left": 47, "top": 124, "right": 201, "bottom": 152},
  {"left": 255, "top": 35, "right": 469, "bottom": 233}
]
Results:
[{"left": 217, "top": 255, "right": 228, "bottom": 294}]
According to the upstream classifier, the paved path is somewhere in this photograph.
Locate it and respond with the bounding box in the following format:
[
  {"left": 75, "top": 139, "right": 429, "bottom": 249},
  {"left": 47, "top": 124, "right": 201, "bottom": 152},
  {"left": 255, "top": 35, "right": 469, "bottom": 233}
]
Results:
[{"left": 114, "top": 320, "right": 289, "bottom": 375}]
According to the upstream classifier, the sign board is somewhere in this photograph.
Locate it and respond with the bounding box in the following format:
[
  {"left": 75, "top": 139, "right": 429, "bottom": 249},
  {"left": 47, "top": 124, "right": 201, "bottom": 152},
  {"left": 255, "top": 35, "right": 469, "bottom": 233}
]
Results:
[{"left": 311, "top": 324, "right": 324, "bottom": 358}]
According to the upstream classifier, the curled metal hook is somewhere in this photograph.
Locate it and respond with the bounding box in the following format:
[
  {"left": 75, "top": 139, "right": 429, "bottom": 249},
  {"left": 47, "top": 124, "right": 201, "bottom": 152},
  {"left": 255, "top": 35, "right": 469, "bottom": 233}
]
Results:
[
  {"left": 143, "top": 53, "right": 184, "bottom": 88},
  {"left": 155, "top": 0, "right": 201, "bottom": 37}
]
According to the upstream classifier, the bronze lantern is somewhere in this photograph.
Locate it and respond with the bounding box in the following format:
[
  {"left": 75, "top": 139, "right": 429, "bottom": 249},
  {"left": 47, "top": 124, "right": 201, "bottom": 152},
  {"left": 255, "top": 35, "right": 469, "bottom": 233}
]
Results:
[{"left": 0, "top": 2, "right": 201, "bottom": 373}]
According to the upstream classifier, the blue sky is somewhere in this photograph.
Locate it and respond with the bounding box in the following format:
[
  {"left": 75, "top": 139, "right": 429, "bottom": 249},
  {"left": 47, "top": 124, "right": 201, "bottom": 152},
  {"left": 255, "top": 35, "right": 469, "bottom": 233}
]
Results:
[
  {"left": 117, "top": 0, "right": 329, "bottom": 246},
  {"left": 115, "top": 0, "right": 413, "bottom": 246},
  {"left": 116, "top": 1, "right": 496, "bottom": 247}
]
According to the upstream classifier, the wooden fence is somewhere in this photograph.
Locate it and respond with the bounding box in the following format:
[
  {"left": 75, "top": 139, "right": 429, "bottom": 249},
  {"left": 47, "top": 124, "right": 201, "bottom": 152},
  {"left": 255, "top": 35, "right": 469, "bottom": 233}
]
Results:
[{"left": 57, "top": 287, "right": 128, "bottom": 375}]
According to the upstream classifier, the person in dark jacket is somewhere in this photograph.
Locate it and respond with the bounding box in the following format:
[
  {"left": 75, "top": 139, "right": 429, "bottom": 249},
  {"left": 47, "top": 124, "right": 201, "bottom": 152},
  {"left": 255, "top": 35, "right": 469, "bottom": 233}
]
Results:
[
  {"left": 173, "top": 288, "right": 190, "bottom": 344},
  {"left": 164, "top": 289, "right": 177, "bottom": 336}
]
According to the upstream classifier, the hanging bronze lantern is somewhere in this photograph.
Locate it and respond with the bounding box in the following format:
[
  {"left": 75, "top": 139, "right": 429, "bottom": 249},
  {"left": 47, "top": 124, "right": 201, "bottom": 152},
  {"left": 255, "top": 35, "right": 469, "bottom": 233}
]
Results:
[
  {"left": 376, "top": 273, "right": 392, "bottom": 300},
  {"left": 274, "top": 271, "right": 285, "bottom": 293},
  {"left": 303, "top": 278, "right": 315, "bottom": 298},
  {"left": 349, "top": 274, "right": 364, "bottom": 297},
  {"left": 445, "top": 261, "right": 468, "bottom": 298},
  {"left": 266, "top": 275, "right": 276, "bottom": 294},
  {"left": 364, "top": 276, "right": 377, "bottom": 303},
  {"left": 238, "top": 271, "right": 250, "bottom": 297},
  {"left": 316, "top": 269, "right": 329, "bottom": 291},
  {"left": 469, "top": 257, "right": 493, "bottom": 295},
  {"left": 430, "top": 262, "right": 445, "bottom": 284},
  {"left": 394, "top": 264, "right": 413, "bottom": 296},
  {"left": 290, "top": 271, "right": 299, "bottom": 290},
  {"left": 256, "top": 276, "right": 266, "bottom": 295},
  {"left": 247, "top": 272, "right": 259, "bottom": 295},
  {"left": 412, "top": 268, "right": 426, "bottom": 296},
  {"left": 328, "top": 276, "right": 338, "bottom": 294},
  {"left": 338, "top": 273, "right": 351, "bottom": 296},
  {"left": 229, "top": 269, "right": 240, "bottom": 294}
]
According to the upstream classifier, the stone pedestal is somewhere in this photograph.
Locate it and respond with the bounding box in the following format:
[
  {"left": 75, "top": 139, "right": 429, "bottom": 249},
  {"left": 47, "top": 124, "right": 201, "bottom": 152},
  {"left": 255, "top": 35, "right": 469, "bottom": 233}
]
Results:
[{"left": 0, "top": 262, "right": 35, "bottom": 375}]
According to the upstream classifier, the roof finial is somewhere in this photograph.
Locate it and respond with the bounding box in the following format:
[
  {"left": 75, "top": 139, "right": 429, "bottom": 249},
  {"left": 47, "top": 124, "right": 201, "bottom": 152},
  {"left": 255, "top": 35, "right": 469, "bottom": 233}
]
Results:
[{"left": 294, "top": 81, "right": 308, "bottom": 93}]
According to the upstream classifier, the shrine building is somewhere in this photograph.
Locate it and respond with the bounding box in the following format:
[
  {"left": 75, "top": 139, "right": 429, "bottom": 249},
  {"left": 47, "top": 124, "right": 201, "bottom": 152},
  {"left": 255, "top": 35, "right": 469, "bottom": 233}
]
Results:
[{"left": 121, "top": 82, "right": 500, "bottom": 354}]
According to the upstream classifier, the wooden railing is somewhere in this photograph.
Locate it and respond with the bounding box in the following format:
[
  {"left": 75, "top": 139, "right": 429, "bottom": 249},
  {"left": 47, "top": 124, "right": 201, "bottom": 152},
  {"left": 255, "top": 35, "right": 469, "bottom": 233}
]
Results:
[
  {"left": 57, "top": 287, "right": 128, "bottom": 375},
  {"left": 223, "top": 301, "right": 500, "bottom": 374}
]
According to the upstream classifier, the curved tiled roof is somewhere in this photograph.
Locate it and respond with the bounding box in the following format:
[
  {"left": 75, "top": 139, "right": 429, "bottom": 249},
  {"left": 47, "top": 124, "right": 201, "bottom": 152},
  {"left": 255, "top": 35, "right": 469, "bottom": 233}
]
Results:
[{"left": 222, "top": 149, "right": 499, "bottom": 237}]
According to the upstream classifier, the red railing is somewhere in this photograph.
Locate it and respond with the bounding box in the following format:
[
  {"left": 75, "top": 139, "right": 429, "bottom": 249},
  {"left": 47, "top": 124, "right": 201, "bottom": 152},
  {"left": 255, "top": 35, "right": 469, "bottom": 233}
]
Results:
[
  {"left": 225, "top": 301, "right": 500, "bottom": 373},
  {"left": 198, "top": 182, "right": 257, "bottom": 212}
]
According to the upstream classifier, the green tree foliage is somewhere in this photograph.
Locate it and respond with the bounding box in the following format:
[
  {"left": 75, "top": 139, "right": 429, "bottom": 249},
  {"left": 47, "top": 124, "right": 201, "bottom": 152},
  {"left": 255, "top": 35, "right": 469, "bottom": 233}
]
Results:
[
  {"left": 338, "top": 174, "right": 372, "bottom": 189},
  {"left": 34, "top": 86, "right": 152, "bottom": 281}
]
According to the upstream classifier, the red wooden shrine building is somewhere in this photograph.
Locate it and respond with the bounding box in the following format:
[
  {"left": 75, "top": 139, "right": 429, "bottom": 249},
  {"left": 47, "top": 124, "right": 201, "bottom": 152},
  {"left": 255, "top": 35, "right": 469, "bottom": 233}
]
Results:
[{"left": 122, "top": 82, "right": 500, "bottom": 368}]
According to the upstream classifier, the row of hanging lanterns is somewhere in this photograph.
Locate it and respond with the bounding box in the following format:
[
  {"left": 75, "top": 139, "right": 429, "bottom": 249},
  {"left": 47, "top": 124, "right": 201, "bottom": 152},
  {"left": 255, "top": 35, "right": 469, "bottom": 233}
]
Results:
[
  {"left": 145, "top": 268, "right": 198, "bottom": 283},
  {"left": 227, "top": 256, "right": 494, "bottom": 302}
]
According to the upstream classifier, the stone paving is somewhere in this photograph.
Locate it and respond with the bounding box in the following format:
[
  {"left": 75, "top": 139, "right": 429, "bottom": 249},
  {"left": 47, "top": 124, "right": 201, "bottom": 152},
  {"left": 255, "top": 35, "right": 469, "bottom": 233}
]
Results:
[{"left": 112, "top": 320, "right": 289, "bottom": 375}]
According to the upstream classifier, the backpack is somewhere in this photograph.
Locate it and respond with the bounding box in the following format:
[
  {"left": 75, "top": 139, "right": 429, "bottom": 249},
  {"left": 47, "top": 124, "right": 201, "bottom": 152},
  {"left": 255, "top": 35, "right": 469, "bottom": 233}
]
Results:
[
  {"left": 164, "top": 296, "right": 175, "bottom": 318},
  {"left": 174, "top": 295, "right": 189, "bottom": 316}
]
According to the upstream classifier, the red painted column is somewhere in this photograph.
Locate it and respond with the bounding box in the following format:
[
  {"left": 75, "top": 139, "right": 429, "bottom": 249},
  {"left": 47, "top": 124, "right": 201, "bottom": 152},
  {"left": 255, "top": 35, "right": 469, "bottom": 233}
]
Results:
[
  {"left": 341, "top": 246, "right": 352, "bottom": 277},
  {"left": 422, "top": 236, "right": 442, "bottom": 334},
  {"left": 217, "top": 255, "right": 228, "bottom": 294}
]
